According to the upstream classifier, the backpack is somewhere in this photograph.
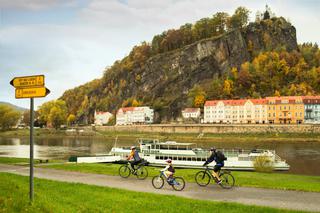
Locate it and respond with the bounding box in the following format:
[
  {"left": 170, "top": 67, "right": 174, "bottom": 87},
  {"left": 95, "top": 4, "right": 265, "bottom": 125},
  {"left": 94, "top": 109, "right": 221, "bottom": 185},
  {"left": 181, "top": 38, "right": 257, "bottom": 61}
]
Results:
[{"left": 216, "top": 151, "right": 227, "bottom": 161}]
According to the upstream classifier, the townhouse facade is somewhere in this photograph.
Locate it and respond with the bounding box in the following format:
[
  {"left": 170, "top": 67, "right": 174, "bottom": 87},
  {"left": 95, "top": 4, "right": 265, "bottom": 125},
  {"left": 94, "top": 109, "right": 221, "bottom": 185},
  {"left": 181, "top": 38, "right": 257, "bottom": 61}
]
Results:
[
  {"left": 116, "top": 106, "right": 154, "bottom": 125},
  {"left": 302, "top": 96, "right": 320, "bottom": 123},
  {"left": 203, "top": 96, "right": 320, "bottom": 124},
  {"left": 204, "top": 99, "right": 267, "bottom": 124},
  {"left": 266, "top": 96, "right": 304, "bottom": 124}
]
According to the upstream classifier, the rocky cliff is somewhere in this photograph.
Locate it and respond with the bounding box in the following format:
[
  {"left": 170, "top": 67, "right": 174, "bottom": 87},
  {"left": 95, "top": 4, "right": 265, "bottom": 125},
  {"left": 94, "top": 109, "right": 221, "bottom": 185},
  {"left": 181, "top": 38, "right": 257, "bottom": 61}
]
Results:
[{"left": 61, "top": 17, "right": 298, "bottom": 123}]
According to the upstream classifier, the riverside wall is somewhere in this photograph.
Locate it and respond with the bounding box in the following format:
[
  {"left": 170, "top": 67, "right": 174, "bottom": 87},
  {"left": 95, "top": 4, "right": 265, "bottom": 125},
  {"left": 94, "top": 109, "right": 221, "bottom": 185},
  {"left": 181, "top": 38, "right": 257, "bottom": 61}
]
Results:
[{"left": 95, "top": 124, "right": 320, "bottom": 134}]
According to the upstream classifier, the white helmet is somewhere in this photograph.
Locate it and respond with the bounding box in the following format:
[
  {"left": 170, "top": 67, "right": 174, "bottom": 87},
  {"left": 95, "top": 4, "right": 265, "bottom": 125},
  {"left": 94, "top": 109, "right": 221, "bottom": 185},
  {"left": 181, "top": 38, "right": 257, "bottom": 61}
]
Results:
[{"left": 130, "top": 146, "right": 136, "bottom": 150}]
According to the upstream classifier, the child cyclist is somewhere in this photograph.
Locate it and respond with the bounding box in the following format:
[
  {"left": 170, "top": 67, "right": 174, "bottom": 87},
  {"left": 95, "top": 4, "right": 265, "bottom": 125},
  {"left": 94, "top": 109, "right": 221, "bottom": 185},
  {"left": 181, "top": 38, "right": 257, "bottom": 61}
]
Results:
[{"left": 161, "top": 159, "right": 175, "bottom": 182}]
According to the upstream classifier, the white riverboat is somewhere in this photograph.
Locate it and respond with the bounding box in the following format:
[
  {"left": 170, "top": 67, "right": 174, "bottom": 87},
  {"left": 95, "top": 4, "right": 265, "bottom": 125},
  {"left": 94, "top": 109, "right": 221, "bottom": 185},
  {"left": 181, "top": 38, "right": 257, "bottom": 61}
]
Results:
[{"left": 109, "top": 139, "right": 290, "bottom": 171}]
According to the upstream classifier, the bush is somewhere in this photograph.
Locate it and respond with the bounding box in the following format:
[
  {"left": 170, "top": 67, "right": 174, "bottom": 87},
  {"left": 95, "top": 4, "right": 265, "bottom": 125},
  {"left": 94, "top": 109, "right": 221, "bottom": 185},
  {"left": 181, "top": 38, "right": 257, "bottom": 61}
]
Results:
[{"left": 253, "top": 155, "right": 274, "bottom": 173}]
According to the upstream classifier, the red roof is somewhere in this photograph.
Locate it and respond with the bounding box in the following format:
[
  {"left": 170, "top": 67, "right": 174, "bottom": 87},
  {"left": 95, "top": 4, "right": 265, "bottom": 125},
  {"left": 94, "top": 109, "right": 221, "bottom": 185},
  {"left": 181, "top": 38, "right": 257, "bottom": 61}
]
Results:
[
  {"left": 249, "top": 99, "right": 267, "bottom": 105},
  {"left": 118, "top": 107, "right": 136, "bottom": 113},
  {"left": 301, "top": 96, "right": 320, "bottom": 104},
  {"left": 204, "top": 100, "right": 219, "bottom": 106},
  {"left": 205, "top": 99, "right": 247, "bottom": 106},
  {"left": 182, "top": 108, "right": 200, "bottom": 113},
  {"left": 266, "top": 96, "right": 303, "bottom": 104}
]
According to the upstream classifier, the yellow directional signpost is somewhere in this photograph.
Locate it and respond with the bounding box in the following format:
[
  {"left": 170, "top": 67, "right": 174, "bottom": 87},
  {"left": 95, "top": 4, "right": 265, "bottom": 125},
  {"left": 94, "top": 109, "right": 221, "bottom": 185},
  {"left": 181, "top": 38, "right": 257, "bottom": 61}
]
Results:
[{"left": 10, "top": 75, "right": 50, "bottom": 202}]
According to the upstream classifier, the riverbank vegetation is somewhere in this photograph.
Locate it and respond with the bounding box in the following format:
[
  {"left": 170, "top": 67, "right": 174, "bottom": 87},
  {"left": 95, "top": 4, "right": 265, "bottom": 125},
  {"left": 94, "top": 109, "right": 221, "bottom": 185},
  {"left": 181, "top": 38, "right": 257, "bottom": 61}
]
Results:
[
  {"left": 0, "top": 173, "right": 304, "bottom": 213},
  {"left": 1, "top": 128, "right": 320, "bottom": 143}
]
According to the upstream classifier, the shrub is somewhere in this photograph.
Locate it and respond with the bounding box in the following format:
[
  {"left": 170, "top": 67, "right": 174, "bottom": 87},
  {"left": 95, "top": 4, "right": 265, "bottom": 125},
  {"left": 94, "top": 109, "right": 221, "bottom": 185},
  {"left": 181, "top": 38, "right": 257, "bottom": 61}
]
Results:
[{"left": 253, "top": 155, "right": 274, "bottom": 173}]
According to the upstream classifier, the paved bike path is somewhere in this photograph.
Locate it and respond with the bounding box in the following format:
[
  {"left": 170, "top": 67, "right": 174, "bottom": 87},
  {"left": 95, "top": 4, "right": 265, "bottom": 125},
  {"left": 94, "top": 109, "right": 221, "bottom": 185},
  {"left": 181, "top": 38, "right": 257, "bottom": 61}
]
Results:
[{"left": 0, "top": 164, "right": 319, "bottom": 212}]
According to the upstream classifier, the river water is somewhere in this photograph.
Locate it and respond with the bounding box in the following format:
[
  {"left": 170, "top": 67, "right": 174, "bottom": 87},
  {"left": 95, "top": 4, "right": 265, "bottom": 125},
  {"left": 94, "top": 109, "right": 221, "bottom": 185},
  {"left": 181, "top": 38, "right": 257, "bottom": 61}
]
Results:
[{"left": 0, "top": 136, "right": 319, "bottom": 176}]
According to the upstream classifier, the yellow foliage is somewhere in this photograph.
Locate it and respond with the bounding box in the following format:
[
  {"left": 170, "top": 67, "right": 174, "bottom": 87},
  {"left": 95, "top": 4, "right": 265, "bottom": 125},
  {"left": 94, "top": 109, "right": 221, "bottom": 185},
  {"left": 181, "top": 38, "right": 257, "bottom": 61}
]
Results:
[{"left": 194, "top": 95, "right": 205, "bottom": 107}]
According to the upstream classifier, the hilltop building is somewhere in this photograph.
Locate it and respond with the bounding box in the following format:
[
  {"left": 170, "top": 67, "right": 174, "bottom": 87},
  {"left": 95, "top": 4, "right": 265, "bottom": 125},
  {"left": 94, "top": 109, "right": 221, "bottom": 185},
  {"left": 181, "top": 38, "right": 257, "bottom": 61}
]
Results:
[
  {"left": 116, "top": 106, "right": 154, "bottom": 125},
  {"left": 266, "top": 96, "right": 304, "bottom": 124},
  {"left": 94, "top": 111, "right": 113, "bottom": 126},
  {"left": 181, "top": 108, "right": 201, "bottom": 119},
  {"left": 302, "top": 96, "right": 320, "bottom": 124}
]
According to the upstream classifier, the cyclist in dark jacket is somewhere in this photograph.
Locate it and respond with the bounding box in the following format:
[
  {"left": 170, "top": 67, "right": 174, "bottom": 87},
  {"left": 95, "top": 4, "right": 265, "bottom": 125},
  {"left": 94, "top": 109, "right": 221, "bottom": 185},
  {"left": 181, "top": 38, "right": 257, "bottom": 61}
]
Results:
[{"left": 203, "top": 147, "right": 226, "bottom": 184}]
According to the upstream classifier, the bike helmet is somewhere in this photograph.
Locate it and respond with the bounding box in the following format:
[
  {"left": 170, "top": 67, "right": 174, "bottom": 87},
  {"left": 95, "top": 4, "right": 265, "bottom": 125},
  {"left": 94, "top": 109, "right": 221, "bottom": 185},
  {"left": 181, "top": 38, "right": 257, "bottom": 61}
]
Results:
[
  {"left": 165, "top": 158, "right": 172, "bottom": 163},
  {"left": 210, "top": 147, "right": 216, "bottom": 152},
  {"left": 130, "top": 146, "right": 136, "bottom": 150}
]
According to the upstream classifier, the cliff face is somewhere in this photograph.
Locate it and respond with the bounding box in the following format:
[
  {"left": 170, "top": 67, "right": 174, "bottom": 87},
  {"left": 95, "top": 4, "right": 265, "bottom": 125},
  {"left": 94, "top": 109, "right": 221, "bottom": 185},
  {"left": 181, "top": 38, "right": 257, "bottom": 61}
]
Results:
[{"left": 61, "top": 18, "right": 298, "bottom": 123}]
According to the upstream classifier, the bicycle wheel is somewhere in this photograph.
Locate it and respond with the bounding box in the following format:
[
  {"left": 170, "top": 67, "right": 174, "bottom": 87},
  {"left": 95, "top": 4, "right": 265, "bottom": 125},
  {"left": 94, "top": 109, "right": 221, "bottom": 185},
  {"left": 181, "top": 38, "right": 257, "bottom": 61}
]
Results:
[
  {"left": 119, "top": 165, "right": 131, "bottom": 178},
  {"left": 219, "top": 172, "right": 235, "bottom": 189},
  {"left": 152, "top": 176, "right": 164, "bottom": 189},
  {"left": 172, "top": 177, "right": 185, "bottom": 191},
  {"left": 195, "top": 171, "right": 211, "bottom": 187},
  {"left": 136, "top": 166, "right": 148, "bottom": 180}
]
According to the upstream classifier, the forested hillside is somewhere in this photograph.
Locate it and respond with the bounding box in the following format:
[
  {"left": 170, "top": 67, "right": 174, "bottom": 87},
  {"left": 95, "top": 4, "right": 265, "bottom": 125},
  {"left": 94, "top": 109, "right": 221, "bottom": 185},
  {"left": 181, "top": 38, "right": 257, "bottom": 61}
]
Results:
[{"left": 59, "top": 7, "right": 320, "bottom": 124}]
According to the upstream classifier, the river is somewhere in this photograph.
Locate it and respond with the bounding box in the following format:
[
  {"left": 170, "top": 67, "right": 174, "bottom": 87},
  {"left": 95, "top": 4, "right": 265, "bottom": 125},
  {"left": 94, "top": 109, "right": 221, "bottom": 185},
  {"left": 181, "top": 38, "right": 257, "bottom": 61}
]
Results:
[{"left": 0, "top": 136, "right": 319, "bottom": 176}]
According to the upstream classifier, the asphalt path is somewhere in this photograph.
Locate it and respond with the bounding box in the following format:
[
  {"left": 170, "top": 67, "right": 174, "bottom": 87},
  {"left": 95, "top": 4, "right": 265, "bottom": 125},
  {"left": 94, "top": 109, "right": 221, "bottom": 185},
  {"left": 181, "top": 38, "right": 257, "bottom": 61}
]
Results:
[{"left": 0, "top": 164, "right": 319, "bottom": 212}]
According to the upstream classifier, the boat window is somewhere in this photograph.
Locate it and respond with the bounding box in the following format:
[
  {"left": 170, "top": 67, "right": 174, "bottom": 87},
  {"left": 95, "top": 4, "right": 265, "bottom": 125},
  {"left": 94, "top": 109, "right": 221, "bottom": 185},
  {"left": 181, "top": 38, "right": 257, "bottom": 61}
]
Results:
[
  {"left": 182, "top": 157, "right": 186, "bottom": 161},
  {"left": 177, "top": 147, "right": 187, "bottom": 150},
  {"left": 160, "top": 145, "right": 169, "bottom": 149},
  {"left": 173, "top": 156, "right": 177, "bottom": 160},
  {"left": 178, "top": 157, "right": 182, "bottom": 160},
  {"left": 192, "top": 157, "right": 196, "bottom": 161},
  {"left": 187, "top": 157, "right": 192, "bottom": 161},
  {"left": 156, "top": 156, "right": 159, "bottom": 160},
  {"left": 197, "top": 158, "right": 202, "bottom": 161}
]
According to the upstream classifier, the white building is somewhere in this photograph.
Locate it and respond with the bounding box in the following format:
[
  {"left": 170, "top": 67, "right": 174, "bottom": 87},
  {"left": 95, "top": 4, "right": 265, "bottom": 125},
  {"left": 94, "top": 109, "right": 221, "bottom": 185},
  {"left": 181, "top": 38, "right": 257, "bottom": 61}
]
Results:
[
  {"left": 181, "top": 108, "right": 200, "bottom": 119},
  {"left": 94, "top": 111, "right": 113, "bottom": 126},
  {"left": 116, "top": 106, "right": 154, "bottom": 125},
  {"left": 204, "top": 99, "right": 267, "bottom": 124}
]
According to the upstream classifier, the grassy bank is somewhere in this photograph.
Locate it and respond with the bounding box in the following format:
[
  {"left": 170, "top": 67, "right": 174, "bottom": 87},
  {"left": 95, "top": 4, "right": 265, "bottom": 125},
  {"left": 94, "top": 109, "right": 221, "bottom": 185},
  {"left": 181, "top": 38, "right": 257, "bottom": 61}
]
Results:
[
  {"left": 42, "top": 163, "right": 320, "bottom": 192},
  {"left": 2, "top": 129, "right": 320, "bottom": 142},
  {"left": 0, "top": 157, "right": 62, "bottom": 165},
  {"left": 1, "top": 157, "right": 319, "bottom": 192},
  {"left": 0, "top": 173, "right": 304, "bottom": 213}
]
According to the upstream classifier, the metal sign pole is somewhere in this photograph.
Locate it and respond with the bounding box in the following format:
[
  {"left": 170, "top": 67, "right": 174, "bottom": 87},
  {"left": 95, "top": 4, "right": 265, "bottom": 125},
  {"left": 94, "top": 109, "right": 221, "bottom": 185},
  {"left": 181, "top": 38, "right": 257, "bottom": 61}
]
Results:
[{"left": 30, "top": 97, "right": 34, "bottom": 202}]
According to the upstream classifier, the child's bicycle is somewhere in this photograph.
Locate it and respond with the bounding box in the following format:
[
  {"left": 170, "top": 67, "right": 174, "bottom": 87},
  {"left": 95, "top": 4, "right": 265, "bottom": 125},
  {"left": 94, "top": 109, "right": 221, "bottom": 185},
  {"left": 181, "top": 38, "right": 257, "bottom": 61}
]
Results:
[
  {"left": 195, "top": 166, "right": 235, "bottom": 189},
  {"left": 152, "top": 171, "right": 185, "bottom": 191},
  {"left": 118, "top": 161, "right": 148, "bottom": 180}
]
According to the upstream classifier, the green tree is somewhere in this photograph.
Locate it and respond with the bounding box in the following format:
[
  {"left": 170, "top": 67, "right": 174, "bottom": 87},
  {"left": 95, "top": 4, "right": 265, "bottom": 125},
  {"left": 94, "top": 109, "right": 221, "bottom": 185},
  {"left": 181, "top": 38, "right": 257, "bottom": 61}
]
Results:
[
  {"left": 49, "top": 106, "right": 67, "bottom": 129},
  {"left": 0, "top": 105, "right": 21, "bottom": 130},
  {"left": 38, "top": 100, "right": 67, "bottom": 128},
  {"left": 228, "top": 6, "right": 250, "bottom": 29}
]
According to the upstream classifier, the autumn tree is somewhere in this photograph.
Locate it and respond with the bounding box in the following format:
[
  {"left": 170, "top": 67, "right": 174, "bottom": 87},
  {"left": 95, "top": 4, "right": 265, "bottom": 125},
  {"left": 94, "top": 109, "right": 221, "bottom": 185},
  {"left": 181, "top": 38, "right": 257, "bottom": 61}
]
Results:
[
  {"left": 0, "top": 105, "right": 21, "bottom": 130},
  {"left": 188, "top": 85, "right": 206, "bottom": 107},
  {"left": 67, "top": 114, "right": 76, "bottom": 126},
  {"left": 38, "top": 100, "right": 67, "bottom": 128}
]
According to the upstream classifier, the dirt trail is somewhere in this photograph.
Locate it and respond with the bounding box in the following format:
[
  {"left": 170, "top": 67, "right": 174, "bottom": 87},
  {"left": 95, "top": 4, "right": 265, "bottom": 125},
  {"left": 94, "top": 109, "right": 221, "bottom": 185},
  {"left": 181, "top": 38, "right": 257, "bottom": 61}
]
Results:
[{"left": 0, "top": 164, "right": 319, "bottom": 212}]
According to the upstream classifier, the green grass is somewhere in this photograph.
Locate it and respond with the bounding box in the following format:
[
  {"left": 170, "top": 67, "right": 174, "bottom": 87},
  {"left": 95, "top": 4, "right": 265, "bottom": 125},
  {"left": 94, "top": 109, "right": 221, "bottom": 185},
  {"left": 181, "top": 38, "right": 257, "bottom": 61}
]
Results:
[
  {"left": 0, "top": 157, "right": 30, "bottom": 164},
  {"left": 0, "top": 157, "right": 62, "bottom": 165},
  {"left": 43, "top": 163, "right": 320, "bottom": 192},
  {"left": 0, "top": 173, "right": 304, "bottom": 213}
]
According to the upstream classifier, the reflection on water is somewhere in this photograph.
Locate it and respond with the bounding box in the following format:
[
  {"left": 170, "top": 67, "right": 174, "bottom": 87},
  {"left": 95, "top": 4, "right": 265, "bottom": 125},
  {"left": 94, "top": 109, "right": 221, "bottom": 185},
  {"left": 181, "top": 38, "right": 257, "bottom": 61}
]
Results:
[{"left": 1, "top": 136, "right": 320, "bottom": 176}]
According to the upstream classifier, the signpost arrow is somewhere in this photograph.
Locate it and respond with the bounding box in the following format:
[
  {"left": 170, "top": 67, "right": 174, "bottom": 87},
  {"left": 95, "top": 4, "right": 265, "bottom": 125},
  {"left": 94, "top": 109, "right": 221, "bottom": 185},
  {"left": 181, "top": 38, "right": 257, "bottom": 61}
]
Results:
[
  {"left": 10, "top": 75, "right": 44, "bottom": 88},
  {"left": 15, "top": 87, "right": 50, "bottom": 99}
]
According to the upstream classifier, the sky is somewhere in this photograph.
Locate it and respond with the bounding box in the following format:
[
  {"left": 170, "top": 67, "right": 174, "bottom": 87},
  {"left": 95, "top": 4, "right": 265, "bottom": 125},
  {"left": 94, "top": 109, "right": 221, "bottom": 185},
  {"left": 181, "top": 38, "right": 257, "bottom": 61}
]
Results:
[{"left": 0, "top": 0, "right": 319, "bottom": 109}]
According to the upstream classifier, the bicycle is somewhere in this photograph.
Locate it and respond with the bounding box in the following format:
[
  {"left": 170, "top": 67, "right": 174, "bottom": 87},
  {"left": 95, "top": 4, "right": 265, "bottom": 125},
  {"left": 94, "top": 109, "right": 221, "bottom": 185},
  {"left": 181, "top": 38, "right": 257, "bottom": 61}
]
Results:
[
  {"left": 118, "top": 161, "right": 148, "bottom": 180},
  {"left": 195, "top": 166, "right": 235, "bottom": 189},
  {"left": 152, "top": 171, "right": 185, "bottom": 191}
]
